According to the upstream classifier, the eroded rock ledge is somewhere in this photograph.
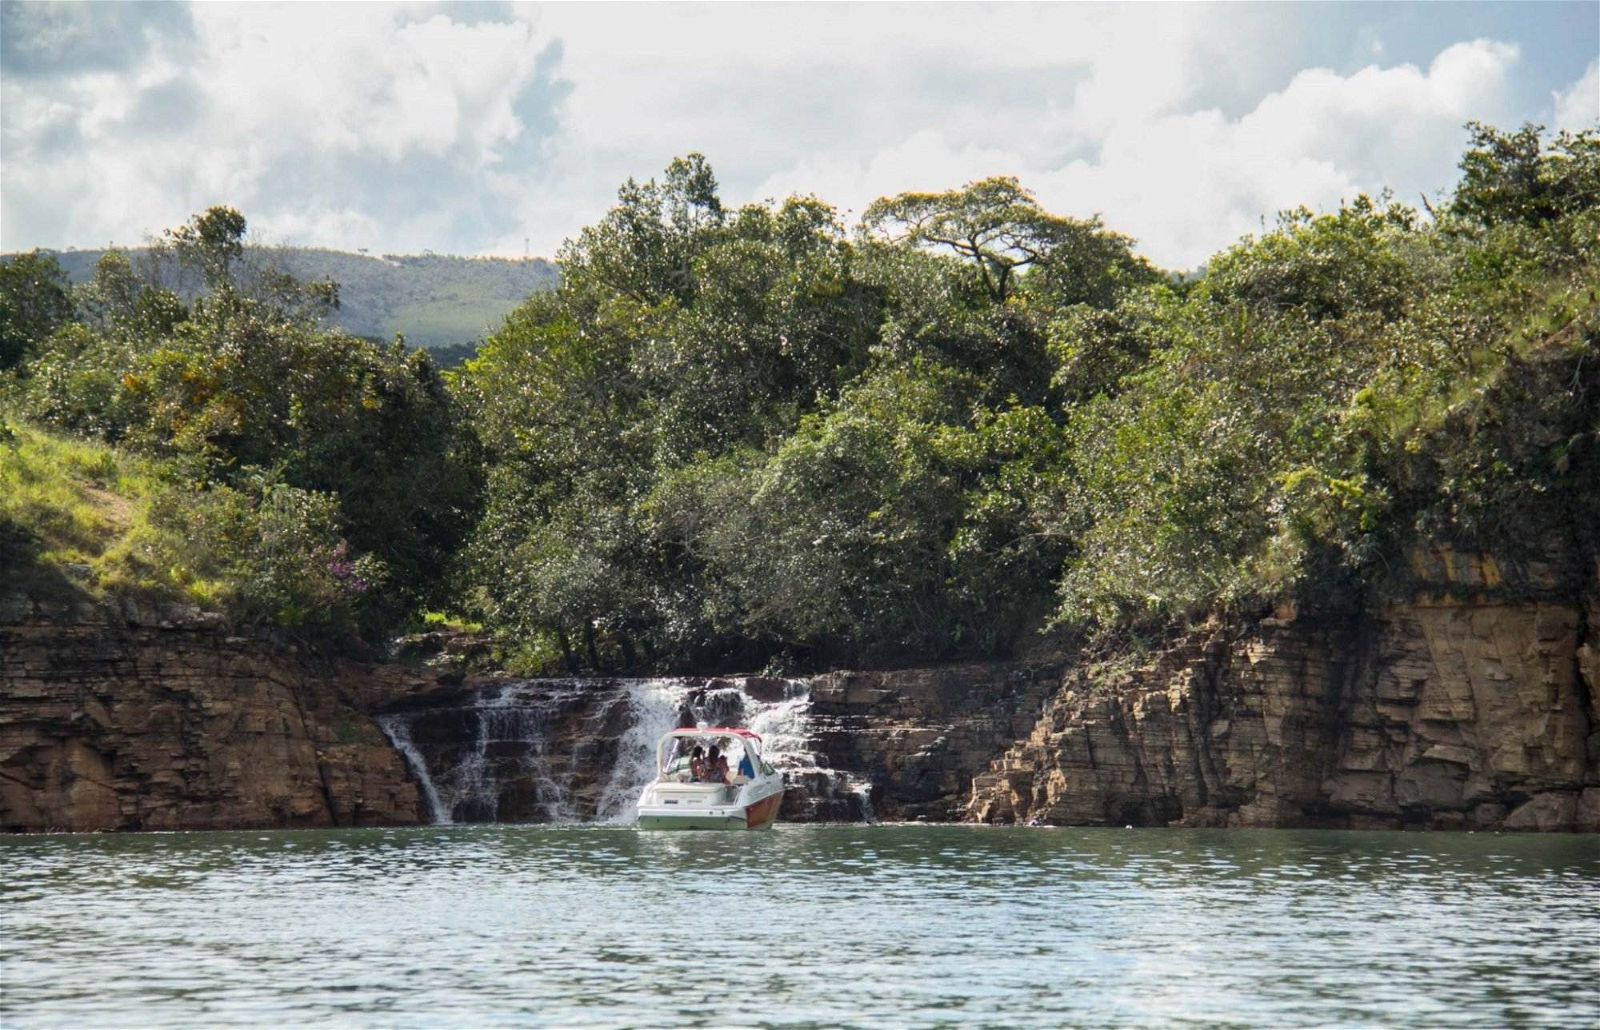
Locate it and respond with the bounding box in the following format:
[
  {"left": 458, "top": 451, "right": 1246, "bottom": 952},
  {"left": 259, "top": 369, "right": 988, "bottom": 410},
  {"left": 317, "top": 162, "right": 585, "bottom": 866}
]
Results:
[
  {"left": 967, "top": 592, "right": 1600, "bottom": 832},
  {"left": 1, "top": 600, "right": 425, "bottom": 832},
  {"left": 809, "top": 663, "right": 1060, "bottom": 821}
]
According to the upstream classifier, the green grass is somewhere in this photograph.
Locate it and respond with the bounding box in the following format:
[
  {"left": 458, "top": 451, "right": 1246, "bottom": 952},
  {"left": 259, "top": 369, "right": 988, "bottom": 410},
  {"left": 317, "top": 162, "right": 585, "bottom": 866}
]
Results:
[
  {"left": 421, "top": 610, "right": 484, "bottom": 634},
  {"left": 0, "top": 420, "right": 230, "bottom": 607},
  {"left": 385, "top": 299, "right": 505, "bottom": 349}
]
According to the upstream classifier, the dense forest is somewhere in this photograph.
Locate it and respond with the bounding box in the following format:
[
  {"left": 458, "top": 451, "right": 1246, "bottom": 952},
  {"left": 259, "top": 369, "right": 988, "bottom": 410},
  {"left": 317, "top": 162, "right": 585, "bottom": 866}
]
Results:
[
  {"left": 21, "top": 246, "right": 558, "bottom": 356},
  {"left": 2, "top": 123, "right": 1596, "bottom": 673}
]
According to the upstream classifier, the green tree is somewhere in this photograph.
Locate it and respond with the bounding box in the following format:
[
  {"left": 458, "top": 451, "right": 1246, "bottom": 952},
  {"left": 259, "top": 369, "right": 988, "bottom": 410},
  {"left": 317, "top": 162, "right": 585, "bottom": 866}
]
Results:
[
  {"left": 1450, "top": 123, "right": 1600, "bottom": 231},
  {"left": 1199, "top": 196, "right": 1420, "bottom": 322},
  {"left": 862, "top": 176, "right": 1149, "bottom": 304},
  {"left": 163, "top": 205, "right": 248, "bottom": 292},
  {"left": 13, "top": 207, "right": 478, "bottom": 631},
  {"left": 0, "top": 250, "right": 76, "bottom": 369},
  {"left": 562, "top": 153, "right": 726, "bottom": 306},
  {"left": 638, "top": 198, "right": 881, "bottom": 463},
  {"left": 119, "top": 305, "right": 475, "bottom": 616}
]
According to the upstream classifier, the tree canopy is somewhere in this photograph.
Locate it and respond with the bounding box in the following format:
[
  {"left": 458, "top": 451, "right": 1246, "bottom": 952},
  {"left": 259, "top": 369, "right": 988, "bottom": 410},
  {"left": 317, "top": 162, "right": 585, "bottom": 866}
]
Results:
[
  {"left": 862, "top": 176, "right": 1152, "bottom": 304},
  {"left": 4, "top": 123, "right": 1594, "bottom": 668}
]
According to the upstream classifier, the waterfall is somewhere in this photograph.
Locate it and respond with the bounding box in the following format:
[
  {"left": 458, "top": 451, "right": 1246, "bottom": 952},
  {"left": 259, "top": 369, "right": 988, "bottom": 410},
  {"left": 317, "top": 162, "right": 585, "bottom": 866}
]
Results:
[
  {"left": 376, "top": 712, "right": 448, "bottom": 824},
  {"left": 376, "top": 677, "right": 873, "bottom": 826},
  {"left": 592, "top": 679, "right": 688, "bottom": 824}
]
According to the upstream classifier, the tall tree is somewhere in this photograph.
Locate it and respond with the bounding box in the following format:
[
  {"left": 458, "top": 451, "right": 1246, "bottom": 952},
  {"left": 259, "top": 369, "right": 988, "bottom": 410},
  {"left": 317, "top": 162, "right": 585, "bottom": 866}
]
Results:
[
  {"left": 862, "top": 176, "right": 1148, "bottom": 304},
  {"left": 561, "top": 153, "right": 727, "bottom": 306},
  {"left": 163, "top": 206, "right": 248, "bottom": 292}
]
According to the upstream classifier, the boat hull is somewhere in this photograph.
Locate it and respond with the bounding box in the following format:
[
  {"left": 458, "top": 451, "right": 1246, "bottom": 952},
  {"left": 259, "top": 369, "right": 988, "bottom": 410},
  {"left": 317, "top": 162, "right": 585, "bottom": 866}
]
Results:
[
  {"left": 636, "top": 785, "right": 784, "bottom": 831},
  {"left": 742, "top": 791, "right": 781, "bottom": 830},
  {"left": 636, "top": 811, "right": 753, "bottom": 831}
]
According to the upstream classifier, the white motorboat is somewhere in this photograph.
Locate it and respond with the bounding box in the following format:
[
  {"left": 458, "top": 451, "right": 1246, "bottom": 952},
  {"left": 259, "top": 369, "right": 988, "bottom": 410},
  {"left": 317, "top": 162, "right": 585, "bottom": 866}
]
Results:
[{"left": 636, "top": 726, "right": 785, "bottom": 830}]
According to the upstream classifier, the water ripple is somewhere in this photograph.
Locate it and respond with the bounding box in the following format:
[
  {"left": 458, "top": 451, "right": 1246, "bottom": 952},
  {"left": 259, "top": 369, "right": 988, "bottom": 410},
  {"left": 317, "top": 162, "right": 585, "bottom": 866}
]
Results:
[{"left": 2, "top": 826, "right": 1597, "bottom": 1027}]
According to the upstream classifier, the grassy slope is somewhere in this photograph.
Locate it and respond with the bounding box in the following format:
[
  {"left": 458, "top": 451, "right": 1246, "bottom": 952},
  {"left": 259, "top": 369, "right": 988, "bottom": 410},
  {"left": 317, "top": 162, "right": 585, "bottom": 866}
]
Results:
[{"left": 0, "top": 423, "right": 225, "bottom": 608}]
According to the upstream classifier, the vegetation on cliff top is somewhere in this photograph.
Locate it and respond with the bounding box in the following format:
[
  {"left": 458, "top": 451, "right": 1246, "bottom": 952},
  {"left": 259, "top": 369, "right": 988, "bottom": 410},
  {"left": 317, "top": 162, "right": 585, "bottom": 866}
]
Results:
[{"left": 2, "top": 124, "right": 1596, "bottom": 669}]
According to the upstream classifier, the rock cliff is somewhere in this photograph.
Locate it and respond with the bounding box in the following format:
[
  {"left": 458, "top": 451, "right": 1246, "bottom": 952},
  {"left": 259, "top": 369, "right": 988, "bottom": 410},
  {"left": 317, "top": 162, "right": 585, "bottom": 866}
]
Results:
[
  {"left": 1, "top": 601, "right": 423, "bottom": 831},
  {"left": 968, "top": 554, "right": 1599, "bottom": 832},
  {"left": 5, "top": 547, "right": 1595, "bottom": 833},
  {"left": 373, "top": 679, "right": 645, "bottom": 824}
]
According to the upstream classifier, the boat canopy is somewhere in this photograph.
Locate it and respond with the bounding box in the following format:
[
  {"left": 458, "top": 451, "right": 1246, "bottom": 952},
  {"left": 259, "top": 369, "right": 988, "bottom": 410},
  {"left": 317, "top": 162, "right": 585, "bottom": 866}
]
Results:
[
  {"left": 663, "top": 726, "right": 762, "bottom": 743},
  {"left": 656, "top": 727, "right": 767, "bottom": 776}
]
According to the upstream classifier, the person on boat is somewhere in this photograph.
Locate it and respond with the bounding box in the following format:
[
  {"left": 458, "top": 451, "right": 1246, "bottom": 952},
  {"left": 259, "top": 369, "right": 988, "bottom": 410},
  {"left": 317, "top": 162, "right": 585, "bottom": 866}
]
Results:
[
  {"left": 704, "top": 745, "right": 731, "bottom": 784},
  {"left": 689, "top": 745, "right": 706, "bottom": 782}
]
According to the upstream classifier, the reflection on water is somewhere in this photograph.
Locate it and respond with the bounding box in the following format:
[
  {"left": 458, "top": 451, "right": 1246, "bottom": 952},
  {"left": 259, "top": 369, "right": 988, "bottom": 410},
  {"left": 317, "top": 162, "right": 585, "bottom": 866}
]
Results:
[{"left": 3, "top": 826, "right": 1597, "bottom": 1027}]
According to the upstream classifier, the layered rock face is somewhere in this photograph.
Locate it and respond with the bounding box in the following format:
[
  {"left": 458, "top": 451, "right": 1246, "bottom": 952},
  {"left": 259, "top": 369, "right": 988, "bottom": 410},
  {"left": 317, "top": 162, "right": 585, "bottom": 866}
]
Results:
[
  {"left": 375, "top": 679, "right": 643, "bottom": 824},
  {"left": 6, "top": 549, "right": 1595, "bottom": 833},
  {"left": 968, "top": 578, "right": 1599, "bottom": 831},
  {"left": 810, "top": 663, "right": 1060, "bottom": 820},
  {"left": 1, "top": 604, "right": 423, "bottom": 832}
]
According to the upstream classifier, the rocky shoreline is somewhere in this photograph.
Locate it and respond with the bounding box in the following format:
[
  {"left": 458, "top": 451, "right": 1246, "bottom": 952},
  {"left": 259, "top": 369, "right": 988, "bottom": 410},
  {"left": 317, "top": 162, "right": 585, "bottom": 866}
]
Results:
[
  {"left": 0, "top": 599, "right": 423, "bottom": 832},
  {"left": 3, "top": 548, "right": 1596, "bottom": 833}
]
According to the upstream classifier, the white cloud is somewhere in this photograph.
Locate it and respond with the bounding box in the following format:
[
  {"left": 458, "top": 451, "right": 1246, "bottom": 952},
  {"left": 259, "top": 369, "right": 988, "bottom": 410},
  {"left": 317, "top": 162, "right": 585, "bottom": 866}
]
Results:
[
  {"left": 750, "top": 40, "right": 1520, "bottom": 269},
  {"left": 1552, "top": 60, "right": 1598, "bottom": 131},
  {"left": 2, "top": 3, "right": 564, "bottom": 253},
  {"left": 0, "top": 3, "right": 1568, "bottom": 268},
  {"left": 508, "top": 3, "right": 1216, "bottom": 253}
]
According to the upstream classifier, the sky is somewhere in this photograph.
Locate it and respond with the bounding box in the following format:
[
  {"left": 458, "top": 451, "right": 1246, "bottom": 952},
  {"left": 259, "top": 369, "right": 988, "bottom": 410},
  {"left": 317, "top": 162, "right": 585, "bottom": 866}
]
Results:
[{"left": 2, "top": 1, "right": 1596, "bottom": 271}]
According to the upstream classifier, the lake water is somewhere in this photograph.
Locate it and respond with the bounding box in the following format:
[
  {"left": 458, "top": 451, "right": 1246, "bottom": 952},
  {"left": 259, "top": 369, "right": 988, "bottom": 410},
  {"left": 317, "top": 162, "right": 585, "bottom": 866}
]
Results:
[{"left": 3, "top": 825, "right": 1597, "bottom": 1027}]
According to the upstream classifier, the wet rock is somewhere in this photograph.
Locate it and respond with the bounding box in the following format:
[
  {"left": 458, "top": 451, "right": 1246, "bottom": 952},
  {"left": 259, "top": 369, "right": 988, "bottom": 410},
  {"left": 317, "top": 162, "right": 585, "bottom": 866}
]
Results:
[
  {"left": 809, "top": 663, "right": 1060, "bottom": 821},
  {"left": 1576, "top": 789, "right": 1600, "bottom": 833},
  {"left": 380, "top": 676, "right": 873, "bottom": 825},
  {"left": 730, "top": 677, "right": 792, "bottom": 704}
]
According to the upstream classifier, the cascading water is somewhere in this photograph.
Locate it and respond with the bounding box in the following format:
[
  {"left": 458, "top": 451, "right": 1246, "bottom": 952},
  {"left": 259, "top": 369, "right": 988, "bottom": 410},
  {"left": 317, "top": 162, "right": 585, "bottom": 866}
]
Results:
[
  {"left": 376, "top": 677, "right": 873, "bottom": 826},
  {"left": 376, "top": 681, "right": 597, "bottom": 824},
  {"left": 591, "top": 679, "right": 689, "bottom": 824},
  {"left": 719, "top": 679, "right": 875, "bottom": 821},
  {"left": 376, "top": 713, "right": 448, "bottom": 824}
]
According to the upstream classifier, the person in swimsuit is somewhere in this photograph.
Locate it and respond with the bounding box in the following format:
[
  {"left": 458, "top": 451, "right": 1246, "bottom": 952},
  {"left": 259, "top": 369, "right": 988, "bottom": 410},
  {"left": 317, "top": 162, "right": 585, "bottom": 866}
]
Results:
[{"left": 689, "top": 745, "right": 706, "bottom": 782}]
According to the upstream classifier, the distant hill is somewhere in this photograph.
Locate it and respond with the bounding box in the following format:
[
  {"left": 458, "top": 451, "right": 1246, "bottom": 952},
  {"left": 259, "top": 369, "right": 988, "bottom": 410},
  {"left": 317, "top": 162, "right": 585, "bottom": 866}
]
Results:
[{"left": 32, "top": 246, "right": 559, "bottom": 353}]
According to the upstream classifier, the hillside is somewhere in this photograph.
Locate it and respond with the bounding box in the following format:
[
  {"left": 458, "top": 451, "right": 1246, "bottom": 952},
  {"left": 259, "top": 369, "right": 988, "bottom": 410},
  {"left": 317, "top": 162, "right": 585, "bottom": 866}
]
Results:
[{"left": 34, "top": 246, "right": 558, "bottom": 353}]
